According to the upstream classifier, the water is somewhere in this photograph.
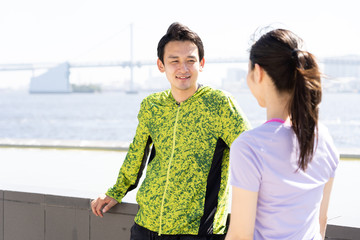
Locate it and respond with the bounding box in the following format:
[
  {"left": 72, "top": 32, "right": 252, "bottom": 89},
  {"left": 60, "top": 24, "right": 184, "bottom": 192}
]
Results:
[{"left": 1, "top": 90, "right": 360, "bottom": 149}]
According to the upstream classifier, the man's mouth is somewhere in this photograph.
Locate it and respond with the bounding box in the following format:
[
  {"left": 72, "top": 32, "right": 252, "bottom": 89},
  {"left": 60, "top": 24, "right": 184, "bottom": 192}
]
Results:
[{"left": 176, "top": 76, "right": 190, "bottom": 80}]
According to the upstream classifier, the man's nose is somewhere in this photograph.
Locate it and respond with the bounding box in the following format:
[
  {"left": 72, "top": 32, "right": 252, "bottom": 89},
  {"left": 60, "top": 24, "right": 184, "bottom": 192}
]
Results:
[{"left": 179, "top": 63, "right": 188, "bottom": 72}]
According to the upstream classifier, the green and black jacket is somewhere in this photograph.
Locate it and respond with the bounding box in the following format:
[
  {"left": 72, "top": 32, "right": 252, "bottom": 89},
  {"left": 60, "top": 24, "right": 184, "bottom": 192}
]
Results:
[{"left": 107, "top": 86, "right": 250, "bottom": 235}]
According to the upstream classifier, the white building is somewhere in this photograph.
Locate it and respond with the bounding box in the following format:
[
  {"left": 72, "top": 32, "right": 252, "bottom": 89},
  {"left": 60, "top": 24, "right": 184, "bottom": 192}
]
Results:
[{"left": 29, "top": 62, "right": 71, "bottom": 93}]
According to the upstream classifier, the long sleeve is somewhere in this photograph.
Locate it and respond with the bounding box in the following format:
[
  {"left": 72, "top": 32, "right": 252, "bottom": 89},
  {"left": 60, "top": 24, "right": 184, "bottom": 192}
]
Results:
[{"left": 106, "top": 98, "right": 152, "bottom": 203}]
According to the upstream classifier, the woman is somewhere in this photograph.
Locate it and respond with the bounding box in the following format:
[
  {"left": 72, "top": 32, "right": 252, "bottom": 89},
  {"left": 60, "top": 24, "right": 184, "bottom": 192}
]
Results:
[{"left": 226, "top": 29, "right": 339, "bottom": 240}]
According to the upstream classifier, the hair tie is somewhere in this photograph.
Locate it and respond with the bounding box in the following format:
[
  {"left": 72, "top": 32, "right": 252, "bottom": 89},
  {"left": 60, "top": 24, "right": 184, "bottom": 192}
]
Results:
[{"left": 291, "top": 48, "right": 300, "bottom": 57}]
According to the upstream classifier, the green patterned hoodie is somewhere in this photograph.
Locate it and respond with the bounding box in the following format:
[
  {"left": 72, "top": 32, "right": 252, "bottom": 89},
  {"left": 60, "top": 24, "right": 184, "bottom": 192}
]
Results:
[{"left": 107, "top": 86, "right": 250, "bottom": 236}]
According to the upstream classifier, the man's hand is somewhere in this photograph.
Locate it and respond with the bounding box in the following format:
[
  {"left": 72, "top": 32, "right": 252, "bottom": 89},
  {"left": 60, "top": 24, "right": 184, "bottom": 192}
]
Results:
[{"left": 91, "top": 194, "right": 118, "bottom": 217}]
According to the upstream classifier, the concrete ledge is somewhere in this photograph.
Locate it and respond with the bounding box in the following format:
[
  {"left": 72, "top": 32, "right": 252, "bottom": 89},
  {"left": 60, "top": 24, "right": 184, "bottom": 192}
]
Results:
[
  {"left": 0, "top": 190, "right": 3, "bottom": 240},
  {"left": 4, "top": 191, "right": 45, "bottom": 240},
  {"left": 4, "top": 190, "right": 45, "bottom": 204},
  {"left": 45, "top": 194, "right": 90, "bottom": 209},
  {"left": 0, "top": 139, "right": 130, "bottom": 152},
  {"left": 0, "top": 190, "right": 137, "bottom": 240},
  {"left": 326, "top": 224, "right": 360, "bottom": 239},
  {"left": 0, "top": 190, "right": 359, "bottom": 239}
]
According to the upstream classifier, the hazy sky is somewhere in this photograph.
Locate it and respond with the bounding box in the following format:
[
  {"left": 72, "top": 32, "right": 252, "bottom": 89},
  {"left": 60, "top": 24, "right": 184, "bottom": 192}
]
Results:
[{"left": 1, "top": 0, "right": 359, "bottom": 65}]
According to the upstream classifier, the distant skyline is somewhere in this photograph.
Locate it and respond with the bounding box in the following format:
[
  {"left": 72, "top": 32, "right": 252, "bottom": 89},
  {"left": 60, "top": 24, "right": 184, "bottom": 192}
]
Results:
[{"left": 1, "top": 0, "right": 360, "bottom": 89}]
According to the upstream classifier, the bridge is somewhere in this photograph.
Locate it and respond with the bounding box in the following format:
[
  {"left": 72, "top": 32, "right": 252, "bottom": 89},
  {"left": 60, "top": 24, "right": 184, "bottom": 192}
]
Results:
[
  {"left": 0, "top": 58, "right": 250, "bottom": 72},
  {"left": 0, "top": 57, "right": 360, "bottom": 72},
  {"left": 1, "top": 56, "right": 359, "bottom": 93}
]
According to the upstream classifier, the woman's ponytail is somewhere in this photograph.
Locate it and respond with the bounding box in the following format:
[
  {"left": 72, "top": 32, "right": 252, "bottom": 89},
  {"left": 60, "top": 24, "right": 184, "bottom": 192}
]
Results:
[{"left": 290, "top": 51, "right": 322, "bottom": 170}]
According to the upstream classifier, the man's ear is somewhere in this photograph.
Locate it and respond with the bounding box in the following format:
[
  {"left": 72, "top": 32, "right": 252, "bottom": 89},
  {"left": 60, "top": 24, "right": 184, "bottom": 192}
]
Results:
[
  {"left": 199, "top": 58, "right": 205, "bottom": 72},
  {"left": 157, "top": 58, "right": 165, "bottom": 73},
  {"left": 254, "top": 63, "right": 264, "bottom": 84}
]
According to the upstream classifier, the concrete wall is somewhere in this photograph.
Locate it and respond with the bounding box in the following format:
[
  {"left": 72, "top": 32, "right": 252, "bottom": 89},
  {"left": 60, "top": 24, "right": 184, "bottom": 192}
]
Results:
[
  {"left": 0, "top": 190, "right": 137, "bottom": 240},
  {"left": 0, "top": 190, "right": 359, "bottom": 240}
]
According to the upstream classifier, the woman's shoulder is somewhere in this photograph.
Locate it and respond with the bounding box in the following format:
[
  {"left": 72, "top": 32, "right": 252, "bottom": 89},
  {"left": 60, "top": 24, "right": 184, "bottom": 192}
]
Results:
[{"left": 232, "top": 124, "right": 267, "bottom": 146}]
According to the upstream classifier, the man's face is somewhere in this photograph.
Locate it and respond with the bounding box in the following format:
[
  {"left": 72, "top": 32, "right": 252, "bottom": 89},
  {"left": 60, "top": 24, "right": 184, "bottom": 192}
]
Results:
[{"left": 157, "top": 40, "right": 204, "bottom": 95}]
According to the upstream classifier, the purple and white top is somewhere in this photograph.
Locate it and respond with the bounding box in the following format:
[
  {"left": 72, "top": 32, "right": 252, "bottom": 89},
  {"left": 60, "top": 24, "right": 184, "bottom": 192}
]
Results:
[{"left": 230, "top": 120, "right": 339, "bottom": 240}]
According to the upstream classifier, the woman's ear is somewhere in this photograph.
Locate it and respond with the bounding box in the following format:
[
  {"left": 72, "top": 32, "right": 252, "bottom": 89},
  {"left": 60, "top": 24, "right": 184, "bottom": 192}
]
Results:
[{"left": 254, "top": 63, "right": 264, "bottom": 84}]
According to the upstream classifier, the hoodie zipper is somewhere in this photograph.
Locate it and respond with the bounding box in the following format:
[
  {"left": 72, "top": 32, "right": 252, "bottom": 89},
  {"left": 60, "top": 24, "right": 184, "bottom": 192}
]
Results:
[{"left": 158, "top": 102, "right": 181, "bottom": 235}]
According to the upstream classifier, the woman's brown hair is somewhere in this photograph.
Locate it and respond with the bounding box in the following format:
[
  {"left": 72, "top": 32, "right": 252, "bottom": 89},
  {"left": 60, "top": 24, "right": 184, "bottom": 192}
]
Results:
[{"left": 249, "top": 29, "right": 322, "bottom": 171}]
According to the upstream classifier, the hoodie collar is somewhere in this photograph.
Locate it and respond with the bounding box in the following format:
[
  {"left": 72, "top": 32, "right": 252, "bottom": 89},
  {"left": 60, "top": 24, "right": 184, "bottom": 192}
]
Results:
[{"left": 167, "top": 84, "right": 205, "bottom": 106}]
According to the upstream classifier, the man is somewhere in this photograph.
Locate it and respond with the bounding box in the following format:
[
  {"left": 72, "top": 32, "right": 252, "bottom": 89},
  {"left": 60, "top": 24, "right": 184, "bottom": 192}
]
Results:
[{"left": 91, "top": 22, "right": 250, "bottom": 240}]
